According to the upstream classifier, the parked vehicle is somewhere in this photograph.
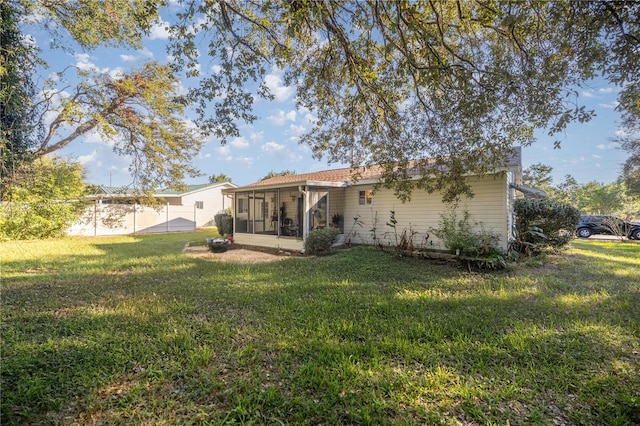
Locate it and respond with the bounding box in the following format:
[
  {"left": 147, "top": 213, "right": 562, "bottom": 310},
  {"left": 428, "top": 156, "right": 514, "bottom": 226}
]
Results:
[{"left": 576, "top": 215, "right": 640, "bottom": 240}]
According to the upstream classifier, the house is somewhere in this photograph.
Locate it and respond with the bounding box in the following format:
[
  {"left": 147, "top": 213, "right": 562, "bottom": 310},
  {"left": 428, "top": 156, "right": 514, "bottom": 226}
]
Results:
[
  {"left": 223, "top": 148, "right": 525, "bottom": 252},
  {"left": 70, "top": 182, "right": 237, "bottom": 236}
]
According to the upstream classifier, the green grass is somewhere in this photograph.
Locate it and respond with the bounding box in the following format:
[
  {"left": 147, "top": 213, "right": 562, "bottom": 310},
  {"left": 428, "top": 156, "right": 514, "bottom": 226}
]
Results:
[{"left": 2, "top": 233, "right": 639, "bottom": 425}]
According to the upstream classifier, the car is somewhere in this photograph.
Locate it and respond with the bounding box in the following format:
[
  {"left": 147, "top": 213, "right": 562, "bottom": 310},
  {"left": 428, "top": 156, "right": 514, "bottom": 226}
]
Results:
[{"left": 576, "top": 215, "right": 640, "bottom": 240}]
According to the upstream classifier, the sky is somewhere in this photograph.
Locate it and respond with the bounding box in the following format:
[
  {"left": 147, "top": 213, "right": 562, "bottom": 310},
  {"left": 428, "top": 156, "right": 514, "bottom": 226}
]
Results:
[{"left": 26, "top": 9, "right": 629, "bottom": 190}]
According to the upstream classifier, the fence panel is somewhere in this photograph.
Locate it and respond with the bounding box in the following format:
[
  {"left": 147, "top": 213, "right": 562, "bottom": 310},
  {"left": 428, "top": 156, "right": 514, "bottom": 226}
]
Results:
[{"left": 68, "top": 203, "right": 198, "bottom": 236}]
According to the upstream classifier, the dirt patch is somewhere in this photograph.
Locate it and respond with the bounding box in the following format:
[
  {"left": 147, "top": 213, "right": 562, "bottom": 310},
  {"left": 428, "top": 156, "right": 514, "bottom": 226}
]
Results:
[{"left": 184, "top": 243, "right": 304, "bottom": 264}]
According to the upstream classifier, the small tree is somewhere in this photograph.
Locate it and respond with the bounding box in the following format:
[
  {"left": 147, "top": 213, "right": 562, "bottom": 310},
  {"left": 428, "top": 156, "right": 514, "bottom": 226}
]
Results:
[
  {"left": 0, "top": 156, "right": 87, "bottom": 240},
  {"left": 214, "top": 210, "right": 233, "bottom": 236},
  {"left": 513, "top": 198, "right": 580, "bottom": 255}
]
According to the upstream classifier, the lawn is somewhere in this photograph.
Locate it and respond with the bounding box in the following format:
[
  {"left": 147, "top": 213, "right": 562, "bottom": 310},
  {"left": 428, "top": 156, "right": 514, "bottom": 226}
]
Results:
[{"left": 1, "top": 232, "right": 639, "bottom": 425}]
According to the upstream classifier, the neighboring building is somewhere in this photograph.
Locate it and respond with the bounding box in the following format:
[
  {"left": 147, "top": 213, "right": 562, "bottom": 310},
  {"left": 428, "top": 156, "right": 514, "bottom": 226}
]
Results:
[
  {"left": 70, "top": 182, "right": 236, "bottom": 236},
  {"left": 223, "top": 148, "right": 526, "bottom": 252}
]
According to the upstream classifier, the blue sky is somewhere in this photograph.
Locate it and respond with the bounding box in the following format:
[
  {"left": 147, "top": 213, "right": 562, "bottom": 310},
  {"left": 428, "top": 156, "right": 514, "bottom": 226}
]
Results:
[{"left": 27, "top": 12, "right": 628, "bottom": 189}]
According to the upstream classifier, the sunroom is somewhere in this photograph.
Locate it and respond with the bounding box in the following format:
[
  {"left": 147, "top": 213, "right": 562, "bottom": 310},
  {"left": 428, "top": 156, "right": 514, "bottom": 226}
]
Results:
[{"left": 224, "top": 181, "right": 346, "bottom": 251}]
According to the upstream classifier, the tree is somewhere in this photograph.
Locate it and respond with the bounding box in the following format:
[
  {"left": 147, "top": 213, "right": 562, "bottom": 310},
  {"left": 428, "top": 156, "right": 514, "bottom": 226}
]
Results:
[
  {"left": 168, "top": 1, "right": 639, "bottom": 202},
  {"left": 577, "top": 181, "right": 625, "bottom": 215},
  {"left": 522, "top": 163, "right": 554, "bottom": 189},
  {"left": 0, "top": 156, "right": 87, "bottom": 240},
  {"left": 34, "top": 62, "right": 203, "bottom": 190},
  {"left": 209, "top": 173, "right": 232, "bottom": 183},
  {"left": 0, "top": 0, "right": 42, "bottom": 199},
  {"left": 618, "top": 137, "right": 640, "bottom": 197},
  {"left": 261, "top": 170, "right": 296, "bottom": 181},
  {"left": 554, "top": 174, "right": 580, "bottom": 207},
  {"left": 2, "top": 1, "right": 201, "bottom": 193},
  {"left": 25, "top": 0, "right": 160, "bottom": 51}
]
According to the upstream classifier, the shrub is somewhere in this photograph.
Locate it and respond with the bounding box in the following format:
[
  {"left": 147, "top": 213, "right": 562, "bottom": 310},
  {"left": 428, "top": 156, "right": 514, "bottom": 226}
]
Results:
[
  {"left": 431, "top": 209, "right": 502, "bottom": 256},
  {"left": 214, "top": 212, "right": 233, "bottom": 236},
  {"left": 304, "top": 227, "right": 340, "bottom": 254},
  {"left": 220, "top": 215, "right": 233, "bottom": 236},
  {"left": 513, "top": 198, "right": 580, "bottom": 255},
  {"left": 430, "top": 209, "right": 507, "bottom": 269},
  {"left": 0, "top": 157, "right": 87, "bottom": 240}
]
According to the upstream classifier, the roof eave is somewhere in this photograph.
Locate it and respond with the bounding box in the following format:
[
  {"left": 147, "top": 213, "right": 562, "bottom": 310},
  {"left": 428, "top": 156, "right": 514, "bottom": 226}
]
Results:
[{"left": 224, "top": 179, "right": 348, "bottom": 193}]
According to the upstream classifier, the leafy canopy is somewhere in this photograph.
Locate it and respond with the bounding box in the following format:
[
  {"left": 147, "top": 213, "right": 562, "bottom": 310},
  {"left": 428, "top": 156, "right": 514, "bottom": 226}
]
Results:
[
  {"left": 1, "top": 0, "right": 42, "bottom": 196},
  {"left": 168, "top": 0, "right": 639, "bottom": 201},
  {"left": 0, "top": 156, "right": 87, "bottom": 240},
  {"left": 3, "top": 1, "right": 201, "bottom": 193},
  {"left": 35, "top": 62, "right": 203, "bottom": 190}
]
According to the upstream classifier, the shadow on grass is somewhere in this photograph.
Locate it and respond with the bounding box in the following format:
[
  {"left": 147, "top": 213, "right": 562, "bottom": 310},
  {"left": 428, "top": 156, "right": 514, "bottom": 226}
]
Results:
[{"left": 2, "top": 238, "right": 639, "bottom": 424}]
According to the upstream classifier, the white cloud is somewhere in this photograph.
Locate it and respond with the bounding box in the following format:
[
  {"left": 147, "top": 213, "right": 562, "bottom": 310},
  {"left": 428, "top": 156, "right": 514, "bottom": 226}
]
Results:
[
  {"left": 149, "top": 20, "right": 170, "bottom": 40},
  {"left": 74, "top": 53, "right": 109, "bottom": 74},
  {"left": 109, "top": 67, "right": 125, "bottom": 79},
  {"left": 297, "top": 105, "right": 317, "bottom": 125},
  {"left": 264, "top": 72, "right": 295, "bottom": 102},
  {"left": 120, "top": 54, "right": 137, "bottom": 62},
  {"left": 250, "top": 131, "right": 264, "bottom": 142},
  {"left": 288, "top": 124, "right": 306, "bottom": 138},
  {"left": 262, "top": 141, "right": 285, "bottom": 153},
  {"left": 592, "top": 154, "right": 602, "bottom": 159},
  {"left": 234, "top": 156, "right": 254, "bottom": 166},
  {"left": 261, "top": 141, "right": 302, "bottom": 162},
  {"left": 217, "top": 146, "right": 231, "bottom": 157},
  {"left": 598, "top": 102, "right": 619, "bottom": 109},
  {"left": 581, "top": 90, "right": 595, "bottom": 98},
  {"left": 597, "top": 142, "right": 621, "bottom": 150},
  {"left": 74, "top": 53, "right": 96, "bottom": 71},
  {"left": 139, "top": 47, "right": 154, "bottom": 58},
  {"left": 598, "top": 87, "right": 615, "bottom": 94},
  {"left": 212, "top": 64, "right": 222, "bottom": 74},
  {"left": 230, "top": 136, "right": 250, "bottom": 149},
  {"left": 77, "top": 150, "right": 98, "bottom": 166},
  {"left": 267, "top": 109, "right": 297, "bottom": 126}
]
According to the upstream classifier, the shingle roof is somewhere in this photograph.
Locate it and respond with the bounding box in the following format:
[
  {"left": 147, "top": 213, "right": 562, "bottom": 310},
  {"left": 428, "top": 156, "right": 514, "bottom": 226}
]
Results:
[
  {"left": 242, "top": 147, "right": 521, "bottom": 189},
  {"left": 245, "top": 165, "right": 385, "bottom": 188}
]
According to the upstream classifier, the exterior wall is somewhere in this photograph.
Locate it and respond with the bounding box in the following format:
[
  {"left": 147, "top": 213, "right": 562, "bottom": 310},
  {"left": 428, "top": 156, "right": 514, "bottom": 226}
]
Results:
[
  {"left": 233, "top": 233, "right": 304, "bottom": 251},
  {"left": 178, "top": 184, "right": 233, "bottom": 226},
  {"left": 68, "top": 203, "right": 198, "bottom": 236},
  {"left": 342, "top": 174, "right": 510, "bottom": 251}
]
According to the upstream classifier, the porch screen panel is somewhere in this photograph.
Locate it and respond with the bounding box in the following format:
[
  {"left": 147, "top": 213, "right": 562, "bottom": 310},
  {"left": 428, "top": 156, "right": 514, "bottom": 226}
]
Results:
[
  {"left": 308, "top": 190, "right": 328, "bottom": 230},
  {"left": 235, "top": 192, "right": 249, "bottom": 233}
]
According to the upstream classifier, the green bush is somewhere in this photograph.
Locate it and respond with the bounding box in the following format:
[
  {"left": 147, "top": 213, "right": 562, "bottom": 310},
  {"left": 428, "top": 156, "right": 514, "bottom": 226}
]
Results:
[
  {"left": 513, "top": 198, "right": 580, "bottom": 255},
  {"left": 431, "top": 209, "right": 502, "bottom": 256},
  {"left": 304, "top": 227, "right": 340, "bottom": 254},
  {"left": 430, "top": 209, "right": 507, "bottom": 269},
  {"left": 214, "top": 212, "right": 233, "bottom": 236},
  {"left": 0, "top": 157, "right": 87, "bottom": 240}
]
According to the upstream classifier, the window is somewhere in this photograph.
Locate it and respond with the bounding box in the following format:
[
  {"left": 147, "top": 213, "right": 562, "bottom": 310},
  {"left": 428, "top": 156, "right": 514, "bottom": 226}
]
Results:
[
  {"left": 195, "top": 201, "right": 204, "bottom": 209},
  {"left": 359, "top": 190, "right": 373, "bottom": 205}
]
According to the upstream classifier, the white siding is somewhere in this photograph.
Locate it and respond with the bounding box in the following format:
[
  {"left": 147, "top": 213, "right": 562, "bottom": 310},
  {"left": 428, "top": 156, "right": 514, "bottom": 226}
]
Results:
[
  {"left": 343, "top": 174, "right": 510, "bottom": 251},
  {"left": 180, "top": 184, "right": 234, "bottom": 227}
]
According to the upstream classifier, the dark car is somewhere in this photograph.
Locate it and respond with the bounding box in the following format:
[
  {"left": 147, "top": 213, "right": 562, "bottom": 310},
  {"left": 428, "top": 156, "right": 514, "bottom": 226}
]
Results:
[{"left": 576, "top": 215, "right": 640, "bottom": 240}]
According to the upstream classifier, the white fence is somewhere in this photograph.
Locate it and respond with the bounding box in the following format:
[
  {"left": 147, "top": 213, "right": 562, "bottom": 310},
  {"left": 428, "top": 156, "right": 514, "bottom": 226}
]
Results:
[{"left": 68, "top": 203, "right": 210, "bottom": 236}]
